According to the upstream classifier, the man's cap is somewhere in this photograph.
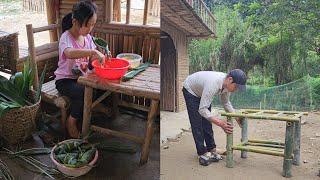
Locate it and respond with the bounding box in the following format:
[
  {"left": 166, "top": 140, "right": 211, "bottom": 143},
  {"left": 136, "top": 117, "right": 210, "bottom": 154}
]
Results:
[{"left": 228, "top": 69, "right": 247, "bottom": 91}]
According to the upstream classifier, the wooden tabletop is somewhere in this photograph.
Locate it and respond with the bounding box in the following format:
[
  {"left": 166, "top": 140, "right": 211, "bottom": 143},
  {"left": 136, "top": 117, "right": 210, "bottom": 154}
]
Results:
[{"left": 78, "top": 65, "right": 160, "bottom": 100}]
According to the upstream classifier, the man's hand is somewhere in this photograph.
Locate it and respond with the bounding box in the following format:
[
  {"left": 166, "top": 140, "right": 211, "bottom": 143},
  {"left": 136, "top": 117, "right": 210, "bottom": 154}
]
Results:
[
  {"left": 210, "top": 117, "right": 233, "bottom": 134},
  {"left": 219, "top": 121, "right": 233, "bottom": 134},
  {"left": 235, "top": 117, "right": 243, "bottom": 128}
]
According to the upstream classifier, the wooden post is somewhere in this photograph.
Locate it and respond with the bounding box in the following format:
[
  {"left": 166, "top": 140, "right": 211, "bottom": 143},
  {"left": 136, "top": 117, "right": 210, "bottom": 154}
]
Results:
[
  {"left": 143, "top": 0, "right": 149, "bottom": 25},
  {"left": 226, "top": 116, "right": 234, "bottom": 168},
  {"left": 282, "top": 121, "right": 294, "bottom": 178},
  {"left": 241, "top": 118, "right": 248, "bottom": 158},
  {"left": 126, "top": 0, "right": 131, "bottom": 24},
  {"left": 140, "top": 99, "right": 159, "bottom": 165},
  {"left": 106, "top": 0, "right": 113, "bottom": 23},
  {"left": 81, "top": 86, "right": 93, "bottom": 137},
  {"left": 26, "top": 24, "right": 40, "bottom": 90},
  {"left": 293, "top": 118, "right": 301, "bottom": 166},
  {"left": 45, "top": 0, "right": 58, "bottom": 42},
  {"left": 113, "top": 0, "right": 121, "bottom": 22},
  {"left": 112, "top": 92, "right": 119, "bottom": 119}
]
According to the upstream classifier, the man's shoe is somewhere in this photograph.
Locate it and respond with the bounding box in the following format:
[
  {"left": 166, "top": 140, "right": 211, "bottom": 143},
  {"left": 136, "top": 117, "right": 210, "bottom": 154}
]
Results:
[{"left": 199, "top": 152, "right": 212, "bottom": 166}]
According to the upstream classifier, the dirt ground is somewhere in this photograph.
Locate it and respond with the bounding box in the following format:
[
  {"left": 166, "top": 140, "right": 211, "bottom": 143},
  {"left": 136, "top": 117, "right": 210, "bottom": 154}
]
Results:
[{"left": 160, "top": 112, "right": 320, "bottom": 180}]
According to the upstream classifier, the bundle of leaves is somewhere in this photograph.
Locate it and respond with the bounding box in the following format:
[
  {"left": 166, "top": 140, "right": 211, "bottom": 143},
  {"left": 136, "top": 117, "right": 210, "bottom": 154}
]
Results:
[
  {"left": 0, "top": 60, "right": 46, "bottom": 118},
  {"left": 53, "top": 141, "right": 96, "bottom": 168}
]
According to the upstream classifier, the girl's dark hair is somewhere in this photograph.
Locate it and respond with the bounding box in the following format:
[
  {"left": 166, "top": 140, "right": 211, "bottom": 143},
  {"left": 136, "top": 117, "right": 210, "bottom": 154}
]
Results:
[{"left": 62, "top": 0, "right": 97, "bottom": 33}]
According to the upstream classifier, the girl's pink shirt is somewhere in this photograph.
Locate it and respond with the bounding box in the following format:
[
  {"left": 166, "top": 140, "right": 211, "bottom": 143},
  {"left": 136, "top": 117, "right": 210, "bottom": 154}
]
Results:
[{"left": 54, "top": 31, "right": 96, "bottom": 80}]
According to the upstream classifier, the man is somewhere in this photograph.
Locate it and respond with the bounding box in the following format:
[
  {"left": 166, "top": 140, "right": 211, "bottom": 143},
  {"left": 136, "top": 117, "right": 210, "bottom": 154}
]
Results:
[{"left": 183, "top": 69, "right": 247, "bottom": 166}]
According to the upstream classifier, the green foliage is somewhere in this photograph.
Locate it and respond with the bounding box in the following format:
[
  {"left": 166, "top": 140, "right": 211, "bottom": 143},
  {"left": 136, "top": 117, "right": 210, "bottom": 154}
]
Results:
[{"left": 189, "top": 1, "right": 320, "bottom": 86}]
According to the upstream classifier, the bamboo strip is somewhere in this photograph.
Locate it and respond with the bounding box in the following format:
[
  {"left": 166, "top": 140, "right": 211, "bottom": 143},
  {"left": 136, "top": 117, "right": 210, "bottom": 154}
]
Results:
[
  {"left": 243, "top": 109, "right": 308, "bottom": 115},
  {"left": 246, "top": 142, "right": 285, "bottom": 149},
  {"left": 248, "top": 139, "right": 285, "bottom": 146},
  {"left": 233, "top": 146, "right": 284, "bottom": 157},
  {"left": 221, "top": 112, "right": 300, "bottom": 122}
]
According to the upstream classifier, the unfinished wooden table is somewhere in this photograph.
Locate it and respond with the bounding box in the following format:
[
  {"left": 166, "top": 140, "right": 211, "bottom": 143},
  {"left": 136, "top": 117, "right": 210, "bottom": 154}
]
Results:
[
  {"left": 78, "top": 65, "right": 160, "bottom": 165},
  {"left": 221, "top": 109, "right": 308, "bottom": 178}
]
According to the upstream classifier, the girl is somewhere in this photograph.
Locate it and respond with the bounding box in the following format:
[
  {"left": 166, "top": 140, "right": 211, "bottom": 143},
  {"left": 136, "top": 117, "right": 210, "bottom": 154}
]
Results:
[{"left": 54, "top": 0, "right": 105, "bottom": 138}]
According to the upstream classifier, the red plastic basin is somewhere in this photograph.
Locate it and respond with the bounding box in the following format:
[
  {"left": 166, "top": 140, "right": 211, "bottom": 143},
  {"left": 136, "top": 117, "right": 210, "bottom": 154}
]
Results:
[{"left": 92, "top": 58, "right": 129, "bottom": 79}]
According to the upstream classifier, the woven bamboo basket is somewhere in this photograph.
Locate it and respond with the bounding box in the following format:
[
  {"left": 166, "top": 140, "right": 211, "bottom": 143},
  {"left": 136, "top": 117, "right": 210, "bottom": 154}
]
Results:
[{"left": 0, "top": 93, "right": 40, "bottom": 144}]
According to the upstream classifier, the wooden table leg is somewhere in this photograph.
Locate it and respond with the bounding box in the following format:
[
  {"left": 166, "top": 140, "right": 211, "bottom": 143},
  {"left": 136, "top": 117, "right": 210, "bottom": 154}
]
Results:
[
  {"left": 82, "top": 86, "right": 93, "bottom": 137},
  {"left": 241, "top": 117, "right": 248, "bottom": 158},
  {"left": 293, "top": 118, "right": 301, "bottom": 166},
  {"left": 282, "top": 121, "right": 294, "bottom": 177},
  {"left": 226, "top": 116, "right": 234, "bottom": 168},
  {"left": 139, "top": 99, "right": 159, "bottom": 165},
  {"left": 112, "top": 93, "right": 119, "bottom": 119}
]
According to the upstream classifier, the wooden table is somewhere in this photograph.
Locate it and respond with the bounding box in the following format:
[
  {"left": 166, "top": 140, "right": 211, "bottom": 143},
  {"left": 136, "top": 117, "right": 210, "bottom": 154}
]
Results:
[
  {"left": 221, "top": 109, "right": 308, "bottom": 178},
  {"left": 78, "top": 65, "right": 160, "bottom": 165}
]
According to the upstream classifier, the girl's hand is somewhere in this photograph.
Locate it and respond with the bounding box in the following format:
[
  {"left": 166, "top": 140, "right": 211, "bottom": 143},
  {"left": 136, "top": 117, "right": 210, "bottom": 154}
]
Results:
[{"left": 91, "top": 49, "right": 105, "bottom": 64}]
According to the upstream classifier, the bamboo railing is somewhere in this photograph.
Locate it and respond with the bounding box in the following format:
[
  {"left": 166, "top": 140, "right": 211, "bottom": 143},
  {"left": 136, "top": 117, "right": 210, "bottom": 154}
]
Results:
[{"left": 184, "top": 0, "right": 216, "bottom": 34}]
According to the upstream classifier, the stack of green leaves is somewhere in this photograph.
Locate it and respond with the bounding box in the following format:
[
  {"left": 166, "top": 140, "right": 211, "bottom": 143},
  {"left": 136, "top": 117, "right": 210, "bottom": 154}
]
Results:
[
  {"left": 0, "top": 60, "right": 46, "bottom": 118},
  {"left": 53, "top": 141, "right": 96, "bottom": 168},
  {"left": 123, "top": 62, "right": 151, "bottom": 81}
]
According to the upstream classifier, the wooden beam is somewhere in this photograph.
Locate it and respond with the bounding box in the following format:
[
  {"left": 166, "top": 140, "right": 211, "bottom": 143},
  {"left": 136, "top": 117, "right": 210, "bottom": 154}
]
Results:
[
  {"left": 45, "top": 0, "right": 58, "bottom": 42},
  {"left": 91, "top": 91, "right": 112, "bottom": 108},
  {"left": 143, "top": 0, "right": 149, "bottom": 25},
  {"left": 26, "top": 24, "right": 39, "bottom": 89},
  {"left": 91, "top": 125, "right": 144, "bottom": 144},
  {"left": 119, "top": 100, "right": 150, "bottom": 112},
  {"left": 33, "top": 24, "right": 59, "bottom": 33},
  {"left": 106, "top": 0, "right": 113, "bottom": 23},
  {"left": 126, "top": 0, "right": 131, "bottom": 24}
]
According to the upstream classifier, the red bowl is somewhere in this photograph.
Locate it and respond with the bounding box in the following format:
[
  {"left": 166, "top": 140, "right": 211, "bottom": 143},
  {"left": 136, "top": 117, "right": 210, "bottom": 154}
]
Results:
[{"left": 92, "top": 58, "right": 129, "bottom": 79}]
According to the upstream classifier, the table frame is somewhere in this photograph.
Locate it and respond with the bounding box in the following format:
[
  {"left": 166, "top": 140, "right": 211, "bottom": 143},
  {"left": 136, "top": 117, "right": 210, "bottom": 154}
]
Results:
[
  {"left": 78, "top": 66, "right": 160, "bottom": 165},
  {"left": 221, "top": 109, "right": 308, "bottom": 177}
]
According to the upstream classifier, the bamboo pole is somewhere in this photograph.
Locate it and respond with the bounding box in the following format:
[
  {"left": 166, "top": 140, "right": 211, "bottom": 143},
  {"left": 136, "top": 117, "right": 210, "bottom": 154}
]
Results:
[
  {"left": 282, "top": 122, "right": 294, "bottom": 178},
  {"left": 242, "top": 109, "right": 308, "bottom": 115},
  {"left": 233, "top": 146, "right": 284, "bottom": 157},
  {"left": 248, "top": 139, "right": 285, "bottom": 146},
  {"left": 226, "top": 117, "right": 234, "bottom": 168},
  {"left": 246, "top": 142, "right": 285, "bottom": 149},
  {"left": 241, "top": 118, "right": 248, "bottom": 158},
  {"left": 81, "top": 86, "right": 93, "bottom": 136},
  {"left": 221, "top": 112, "right": 300, "bottom": 122},
  {"left": 293, "top": 118, "right": 301, "bottom": 166}
]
